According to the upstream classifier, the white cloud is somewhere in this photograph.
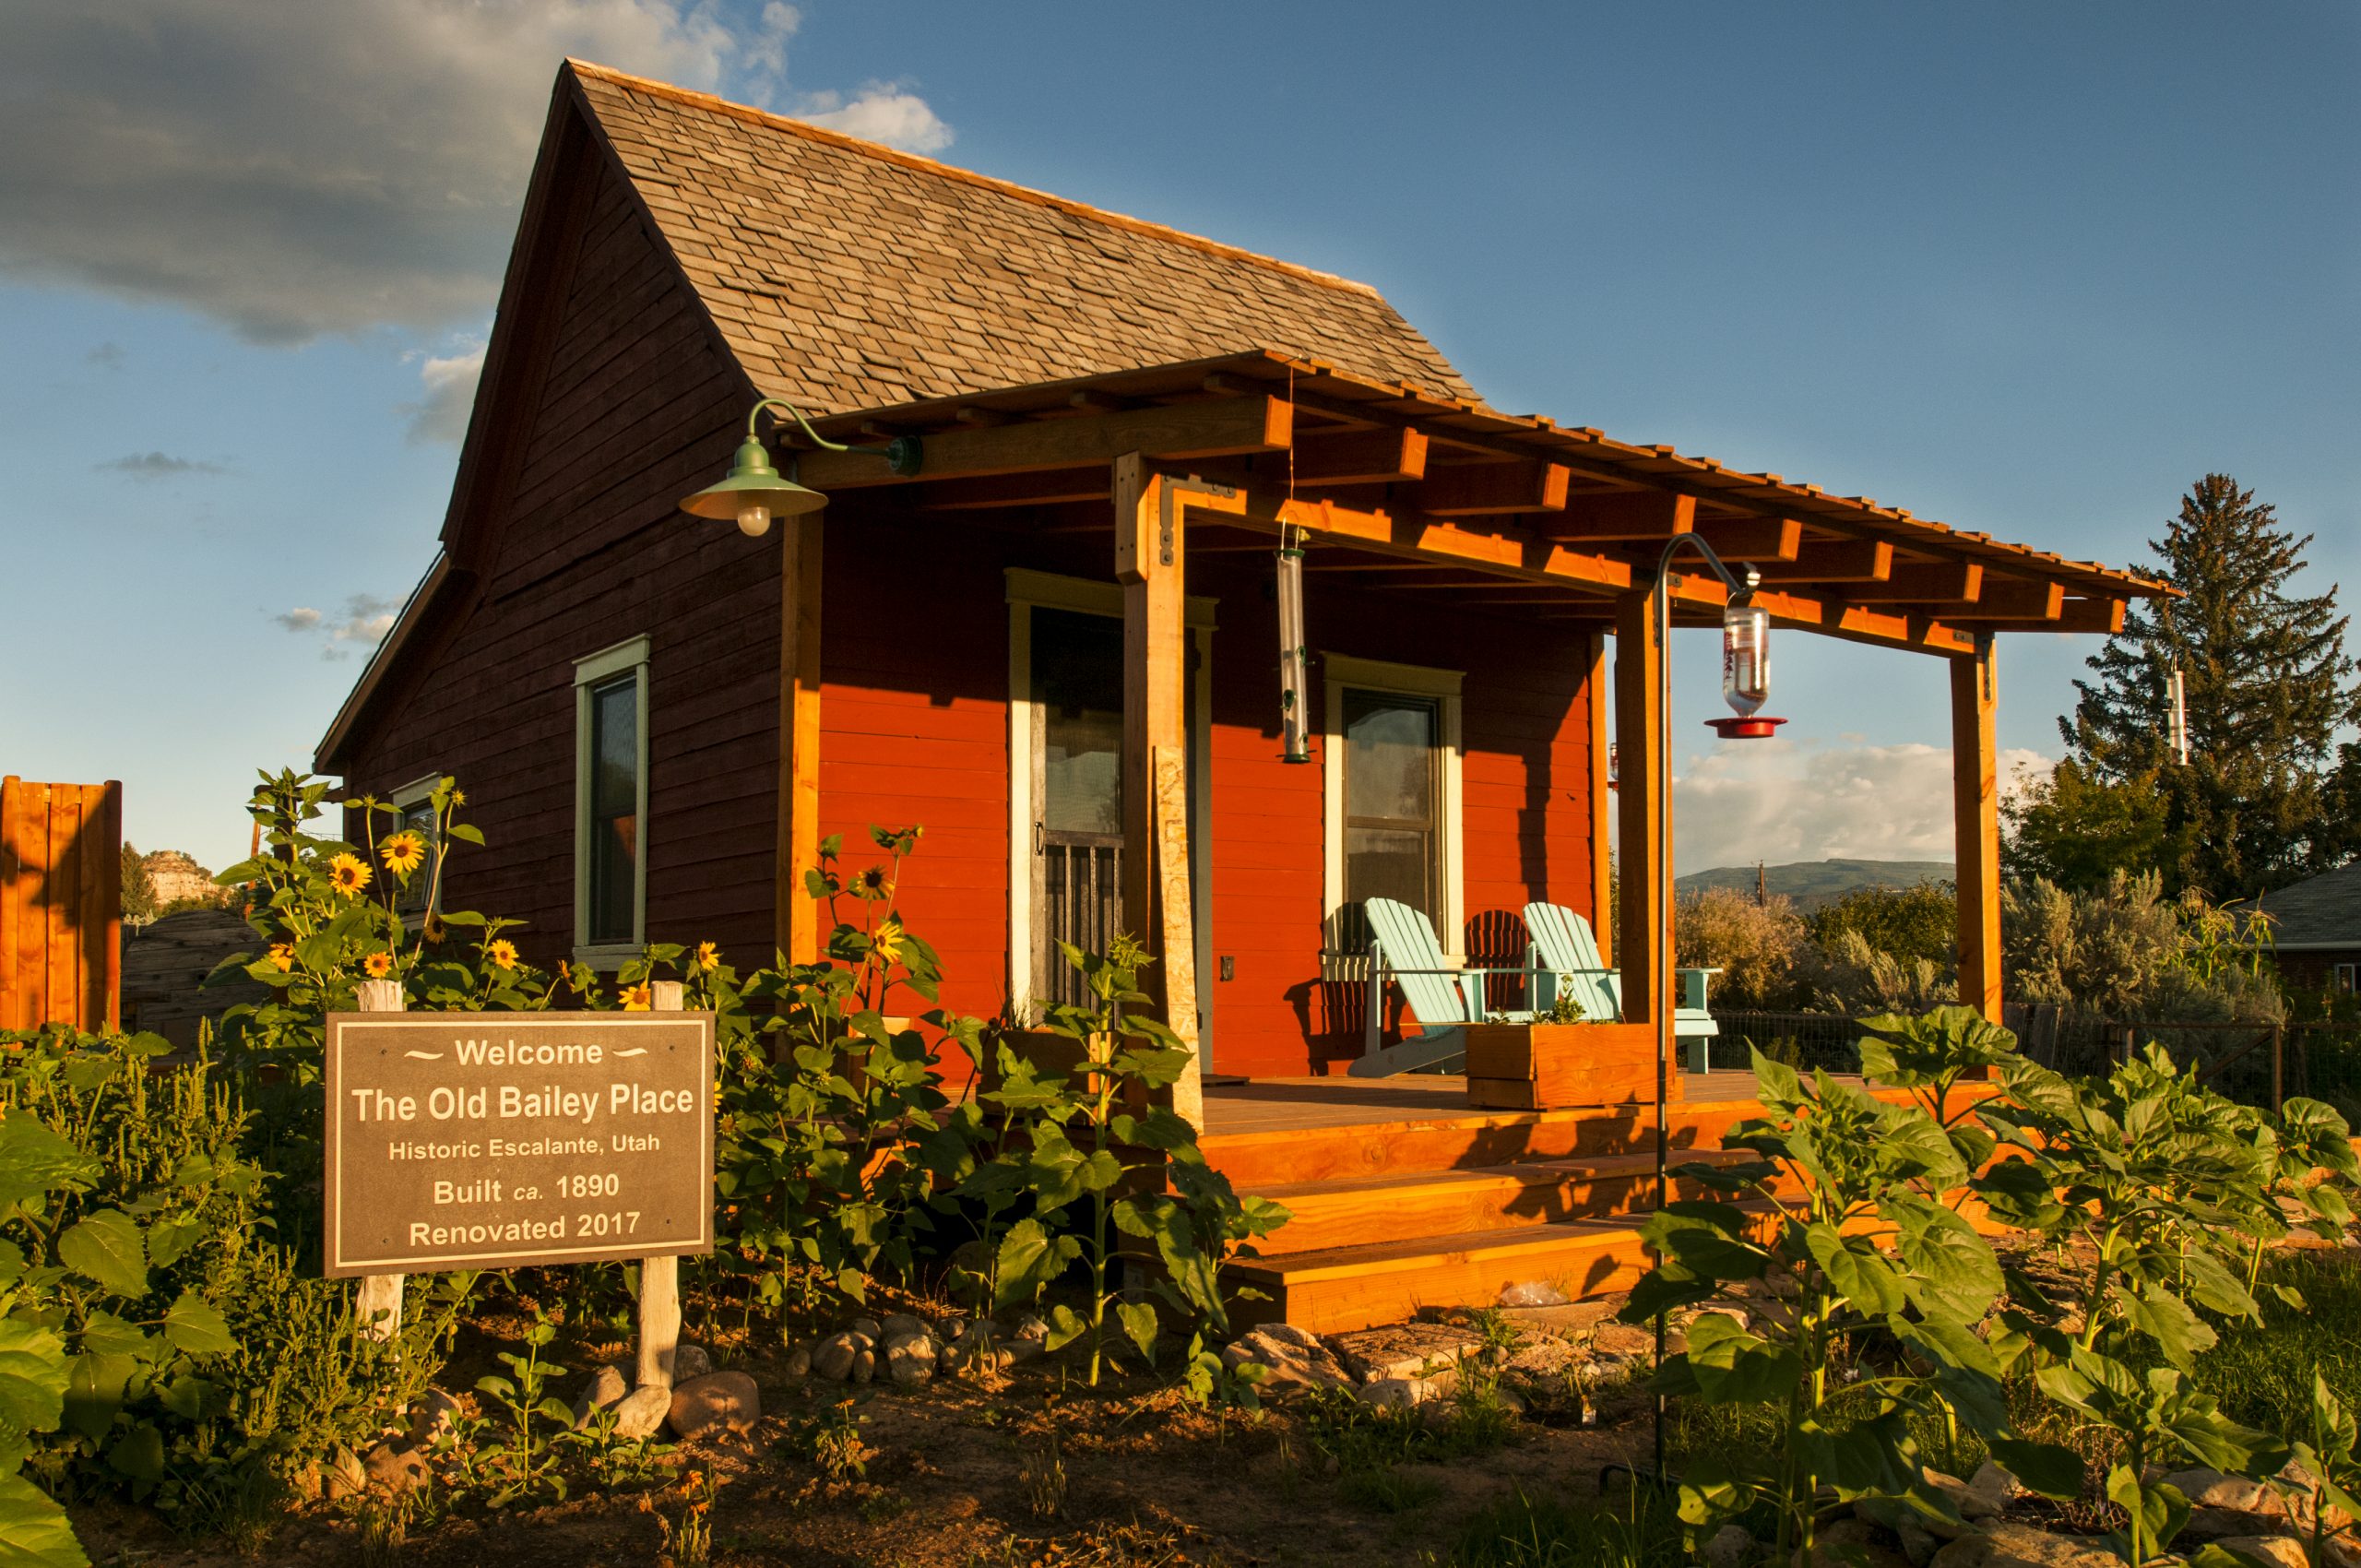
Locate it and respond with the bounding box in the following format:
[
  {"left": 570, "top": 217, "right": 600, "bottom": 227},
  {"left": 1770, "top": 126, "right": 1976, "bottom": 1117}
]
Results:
[
  {"left": 0, "top": 1, "right": 949, "bottom": 341},
  {"left": 796, "top": 81, "right": 955, "bottom": 153},
  {"left": 1669, "top": 738, "right": 2054, "bottom": 873},
  {"left": 272, "top": 594, "right": 400, "bottom": 659},
  {"left": 403, "top": 342, "right": 489, "bottom": 445}
]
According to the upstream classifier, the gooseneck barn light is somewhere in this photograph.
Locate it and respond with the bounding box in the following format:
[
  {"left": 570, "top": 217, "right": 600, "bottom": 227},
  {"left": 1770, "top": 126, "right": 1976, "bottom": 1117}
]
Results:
[{"left": 680, "top": 398, "right": 923, "bottom": 537}]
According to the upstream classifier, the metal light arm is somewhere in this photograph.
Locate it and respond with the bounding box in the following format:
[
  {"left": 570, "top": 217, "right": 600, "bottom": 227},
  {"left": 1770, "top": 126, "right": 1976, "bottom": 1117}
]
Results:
[{"left": 748, "top": 397, "right": 923, "bottom": 478}]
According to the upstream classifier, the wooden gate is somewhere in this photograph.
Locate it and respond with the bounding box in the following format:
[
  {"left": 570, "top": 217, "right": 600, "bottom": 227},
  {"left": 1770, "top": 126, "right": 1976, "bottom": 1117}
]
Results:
[{"left": 0, "top": 778, "right": 123, "bottom": 1032}]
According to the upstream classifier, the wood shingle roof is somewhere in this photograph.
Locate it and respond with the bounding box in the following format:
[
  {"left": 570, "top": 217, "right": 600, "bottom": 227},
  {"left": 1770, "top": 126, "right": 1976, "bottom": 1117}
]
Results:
[{"left": 568, "top": 61, "right": 1477, "bottom": 414}]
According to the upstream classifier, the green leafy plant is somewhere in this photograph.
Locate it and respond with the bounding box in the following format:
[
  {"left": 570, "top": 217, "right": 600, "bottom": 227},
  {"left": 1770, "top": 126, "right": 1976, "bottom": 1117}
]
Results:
[
  {"left": 1625, "top": 1047, "right": 2082, "bottom": 1560},
  {"left": 975, "top": 935, "right": 1287, "bottom": 1385},
  {"left": 468, "top": 1310, "right": 575, "bottom": 1508}
]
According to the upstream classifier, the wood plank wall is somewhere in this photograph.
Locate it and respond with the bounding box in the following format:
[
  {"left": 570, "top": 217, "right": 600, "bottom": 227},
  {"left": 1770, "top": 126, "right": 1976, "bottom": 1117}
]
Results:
[{"left": 0, "top": 778, "right": 123, "bottom": 1032}]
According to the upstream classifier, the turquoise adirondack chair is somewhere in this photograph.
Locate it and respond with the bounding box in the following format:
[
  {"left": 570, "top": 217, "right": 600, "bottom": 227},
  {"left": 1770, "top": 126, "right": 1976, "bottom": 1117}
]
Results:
[
  {"left": 1521, "top": 902, "right": 1721, "bottom": 1072},
  {"left": 1348, "top": 897, "right": 1537, "bottom": 1077}
]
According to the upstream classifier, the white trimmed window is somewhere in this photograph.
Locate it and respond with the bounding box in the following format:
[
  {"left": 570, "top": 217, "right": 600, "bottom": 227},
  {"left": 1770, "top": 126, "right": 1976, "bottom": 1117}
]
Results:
[
  {"left": 574, "top": 635, "right": 650, "bottom": 968},
  {"left": 2337, "top": 963, "right": 2356, "bottom": 996},
  {"left": 386, "top": 774, "right": 442, "bottom": 919},
  {"left": 1322, "top": 653, "right": 1464, "bottom": 957}
]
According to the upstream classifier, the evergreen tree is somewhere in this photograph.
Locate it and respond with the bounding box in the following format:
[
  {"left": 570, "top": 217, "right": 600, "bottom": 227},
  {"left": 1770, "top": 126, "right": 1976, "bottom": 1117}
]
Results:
[{"left": 2062, "top": 474, "right": 2360, "bottom": 899}]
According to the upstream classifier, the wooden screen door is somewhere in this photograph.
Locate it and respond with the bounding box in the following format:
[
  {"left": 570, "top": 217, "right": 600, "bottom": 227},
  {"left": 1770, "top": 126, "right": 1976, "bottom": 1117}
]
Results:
[{"left": 1030, "top": 609, "right": 1126, "bottom": 1009}]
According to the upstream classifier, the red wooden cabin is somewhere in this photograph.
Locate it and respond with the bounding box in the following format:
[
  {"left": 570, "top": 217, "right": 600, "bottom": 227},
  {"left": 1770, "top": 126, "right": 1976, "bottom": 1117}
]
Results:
[{"left": 318, "top": 62, "right": 2164, "bottom": 1097}]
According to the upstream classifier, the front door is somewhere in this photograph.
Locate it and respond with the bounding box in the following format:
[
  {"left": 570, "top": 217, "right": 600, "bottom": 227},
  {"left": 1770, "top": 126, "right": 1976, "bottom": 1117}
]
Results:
[{"left": 1030, "top": 608, "right": 1125, "bottom": 1009}]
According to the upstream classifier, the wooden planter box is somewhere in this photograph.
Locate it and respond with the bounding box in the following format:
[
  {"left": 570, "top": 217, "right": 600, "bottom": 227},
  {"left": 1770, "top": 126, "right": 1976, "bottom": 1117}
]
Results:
[{"left": 1463, "top": 1022, "right": 1681, "bottom": 1111}]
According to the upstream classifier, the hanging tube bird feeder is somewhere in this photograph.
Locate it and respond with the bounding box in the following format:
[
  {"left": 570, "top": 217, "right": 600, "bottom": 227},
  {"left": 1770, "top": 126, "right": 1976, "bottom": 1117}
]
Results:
[{"left": 1275, "top": 542, "right": 1311, "bottom": 763}]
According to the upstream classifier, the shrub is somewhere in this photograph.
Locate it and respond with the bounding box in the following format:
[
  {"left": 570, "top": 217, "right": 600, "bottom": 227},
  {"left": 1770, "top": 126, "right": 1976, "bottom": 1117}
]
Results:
[
  {"left": 1673, "top": 888, "right": 1807, "bottom": 1010},
  {"left": 2003, "top": 870, "right": 2283, "bottom": 1024}
]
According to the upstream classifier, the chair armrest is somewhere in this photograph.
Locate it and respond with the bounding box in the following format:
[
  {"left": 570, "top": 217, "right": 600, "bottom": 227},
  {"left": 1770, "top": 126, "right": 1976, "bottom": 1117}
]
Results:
[{"left": 1381, "top": 964, "right": 1535, "bottom": 978}]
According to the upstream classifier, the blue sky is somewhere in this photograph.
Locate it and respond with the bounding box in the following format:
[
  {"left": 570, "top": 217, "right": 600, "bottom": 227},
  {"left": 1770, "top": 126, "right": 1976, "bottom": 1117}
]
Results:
[{"left": 3, "top": 1, "right": 2355, "bottom": 875}]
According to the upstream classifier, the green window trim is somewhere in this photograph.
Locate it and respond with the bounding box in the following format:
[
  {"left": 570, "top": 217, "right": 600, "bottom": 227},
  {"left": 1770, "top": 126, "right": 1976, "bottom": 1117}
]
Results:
[{"left": 573, "top": 634, "right": 651, "bottom": 969}]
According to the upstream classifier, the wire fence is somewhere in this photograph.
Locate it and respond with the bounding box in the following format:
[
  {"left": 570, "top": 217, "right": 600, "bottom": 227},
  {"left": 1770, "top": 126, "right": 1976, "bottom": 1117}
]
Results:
[{"left": 1702, "top": 1006, "right": 2361, "bottom": 1117}]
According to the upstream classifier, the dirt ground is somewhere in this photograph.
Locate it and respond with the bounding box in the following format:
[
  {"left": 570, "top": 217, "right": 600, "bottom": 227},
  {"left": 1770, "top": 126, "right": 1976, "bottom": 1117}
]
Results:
[{"left": 65, "top": 1311, "right": 1661, "bottom": 1568}]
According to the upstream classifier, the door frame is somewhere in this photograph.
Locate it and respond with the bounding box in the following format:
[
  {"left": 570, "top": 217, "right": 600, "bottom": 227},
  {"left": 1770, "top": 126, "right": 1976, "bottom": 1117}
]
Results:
[{"left": 1005, "top": 568, "right": 1215, "bottom": 1028}]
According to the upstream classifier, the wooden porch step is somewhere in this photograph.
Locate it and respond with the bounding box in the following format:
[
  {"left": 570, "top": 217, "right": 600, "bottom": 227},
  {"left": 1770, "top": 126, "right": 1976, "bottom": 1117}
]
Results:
[
  {"left": 1228, "top": 1218, "right": 1656, "bottom": 1336},
  {"left": 1200, "top": 1092, "right": 1795, "bottom": 1189},
  {"left": 1246, "top": 1148, "right": 1758, "bottom": 1255}
]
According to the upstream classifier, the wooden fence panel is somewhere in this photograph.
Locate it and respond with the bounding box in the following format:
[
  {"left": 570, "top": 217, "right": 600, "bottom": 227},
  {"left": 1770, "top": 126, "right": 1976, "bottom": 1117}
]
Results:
[{"left": 0, "top": 777, "right": 122, "bottom": 1032}]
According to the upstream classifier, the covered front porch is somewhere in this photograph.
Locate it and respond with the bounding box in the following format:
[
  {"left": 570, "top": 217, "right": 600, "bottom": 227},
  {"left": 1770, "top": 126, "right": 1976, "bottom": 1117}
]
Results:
[{"left": 756, "top": 349, "right": 2160, "bottom": 1120}]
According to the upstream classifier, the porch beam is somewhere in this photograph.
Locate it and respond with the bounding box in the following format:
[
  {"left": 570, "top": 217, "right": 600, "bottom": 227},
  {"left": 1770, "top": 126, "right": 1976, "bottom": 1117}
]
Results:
[
  {"left": 1842, "top": 563, "right": 1982, "bottom": 604},
  {"left": 1951, "top": 636, "right": 2001, "bottom": 1021},
  {"left": 1932, "top": 578, "right": 2065, "bottom": 624},
  {"left": 914, "top": 465, "right": 1109, "bottom": 510},
  {"left": 1691, "top": 516, "right": 1803, "bottom": 563},
  {"left": 1291, "top": 425, "right": 1429, "bottom": 484},
  {"left": 1534, "top": 490, "right": 1693, "bottom": 543},
  {"left": 2054, "top": 597, "right": 2130, "bottom": 635},
  {"left": 1116, "top": 457, "right": 1206, "bottom": 1126},
  {"left": 797, "top": 394, "right": 1294, "bottom": 490},
  {"left": 1613, "top": 589, "right": 1670, "bottom": 1036},
  {"left": 775, "top": 514, "right": 825, "bottom": 964},
  {"left": 1416, "top": 460, "right": 1572, "bottom": 517},
  {"left": 1753, "top": 540, "right": 1892, "bottom": 584}
]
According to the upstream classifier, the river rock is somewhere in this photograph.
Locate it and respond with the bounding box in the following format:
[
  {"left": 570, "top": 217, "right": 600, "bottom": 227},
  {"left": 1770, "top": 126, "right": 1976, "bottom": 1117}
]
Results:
[
  {"left": 1929, "top": 1522, "right": 2118, "bottom": 1568},
  {"left": 1013, "top": 1313, "right": 1049, "bottom": 1343},
  {"left": 1803, "top": 1517, "right": 1908, "bottom": 1568},
  {"left": 1222, "top": 1324, "right": 1352, "bottom": 1391},
  {"left": 667, "top": 1371, "right": 760, "bottom": 1439},
  {"left": 887, "top": 1335, "right": 938, "bottom": 1386},
  {"left": 2213, "top": 1538, "right": 2308, "bottom": 1568},
  {"left": 851, "top": 1348, "right": 876, "bottom": 1384},
  {"left": 571, "top": 1365, "right": 628, "bottom": 1426},
  {"left": 1703, "top": 1524, "right": 1755, "bottom": 1568},
  {"left": 319, "top": 1446, "right": 369, "bottom": 1501},
  {"left": 409, "top": 1387, "right": 461, "bottom": 1448},
  {"left": 361, "top": 1443, "right": 427, "bottom": 1495},
  {"left": 611, "top": 1384, "right": 672, "bottom": 1440},
  {"left": 1497, "top": 1279, "right": 1571, "bottom": 1308},
  {"left": 850, "top": 1316, "right": 883, "bottom": 1340},
  {"left": 1359, "top": 1372, "right": 1456, "bottom": 1408},
  {"left": 784, "top": 1342, "right": 813, "bottom": 1378},
  {"left": 881, "top": 1313, "right": 928, "bottom": 1340},
  {"left": 813, "top": 1332, "right": 862, "bottom": 1381},
  {"left": 672, "top": 1344, "right": 714, "bottom": 1382}
]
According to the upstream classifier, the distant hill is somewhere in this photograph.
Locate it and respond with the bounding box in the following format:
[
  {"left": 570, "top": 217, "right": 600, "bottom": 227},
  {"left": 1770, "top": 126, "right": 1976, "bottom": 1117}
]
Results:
[{"left": 1676, "top": 859, "right": 1954, "bottom": 911}]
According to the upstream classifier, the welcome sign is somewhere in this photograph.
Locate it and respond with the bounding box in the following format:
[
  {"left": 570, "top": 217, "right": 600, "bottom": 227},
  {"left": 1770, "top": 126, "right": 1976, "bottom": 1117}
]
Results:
[{"left": 323, "top": 1011, "right": 715, "bottom": 1276}]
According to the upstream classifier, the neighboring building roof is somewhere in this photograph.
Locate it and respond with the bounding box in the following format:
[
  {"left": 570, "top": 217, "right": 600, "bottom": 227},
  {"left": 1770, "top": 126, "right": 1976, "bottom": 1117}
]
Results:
[
  {"left": 2254, "top": 861, "right": 2361, "bottom": 952},
  {"left": 568, "top": 61, "right": 1477, "bottom": 413}
]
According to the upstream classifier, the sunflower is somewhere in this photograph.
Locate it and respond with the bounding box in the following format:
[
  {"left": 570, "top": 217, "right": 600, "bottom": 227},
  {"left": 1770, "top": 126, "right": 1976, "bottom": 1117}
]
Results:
[
  {"left": 379, "top": 831, "right": 427, "bottom": 878},
  {"left": 858, "top": 865, "right": 891, "bottom": 895},
  {"left": 695, "top": 940, "right": 720, "bottom": 972},
  {"left": 421, "top": 911, "right": 448, "bottom": 945},
  {"left": 621, "top": 982, "right": 652, "bottom": 1011},
  {"left": 327, "top": 852, "right": 372, "bottom": 897},
  {"left": 363, "top": 951, "right": 394, "bottom": 979},
  {"left": 451, "top": 789, "right": 467, "bottom": 807},
  {"left": 872, "top": 917, "right": 906, "bottom": 968},
  {"left": 267, "top": 943, "right": 294, "bottom": 973},
  {"left": 488, "top": 939, "right": 519, "bottom": 972}
]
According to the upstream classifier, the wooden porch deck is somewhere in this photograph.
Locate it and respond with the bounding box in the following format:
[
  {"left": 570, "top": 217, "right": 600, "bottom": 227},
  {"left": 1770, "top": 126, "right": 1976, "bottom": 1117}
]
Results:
[{"left": 1195, "top": 1071, "right": 1865, "bottom": 1334}]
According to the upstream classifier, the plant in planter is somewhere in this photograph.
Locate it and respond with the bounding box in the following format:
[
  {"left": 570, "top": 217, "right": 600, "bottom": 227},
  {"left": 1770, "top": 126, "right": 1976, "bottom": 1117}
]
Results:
[{"left": 1622, "top": 1047, "right": 2083, "bottom": 1559}]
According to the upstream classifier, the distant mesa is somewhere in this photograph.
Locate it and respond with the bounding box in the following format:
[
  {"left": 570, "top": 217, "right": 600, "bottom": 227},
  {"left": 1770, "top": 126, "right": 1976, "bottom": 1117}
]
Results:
[{"left": 1675, "top": 858, "right": 1955, "bottom": 912}]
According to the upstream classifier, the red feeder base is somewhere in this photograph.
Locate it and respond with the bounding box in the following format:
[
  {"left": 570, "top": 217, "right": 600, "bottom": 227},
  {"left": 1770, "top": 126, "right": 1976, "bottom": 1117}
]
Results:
[{"left": 1704, "top": 715, "right": 1787, "bottom": 740}]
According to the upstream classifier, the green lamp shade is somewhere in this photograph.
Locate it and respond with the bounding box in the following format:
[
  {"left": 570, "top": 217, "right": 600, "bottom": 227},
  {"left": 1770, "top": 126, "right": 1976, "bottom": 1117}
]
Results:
[{"left": 678, "top": 437, "right": 827, "bottom": 523}]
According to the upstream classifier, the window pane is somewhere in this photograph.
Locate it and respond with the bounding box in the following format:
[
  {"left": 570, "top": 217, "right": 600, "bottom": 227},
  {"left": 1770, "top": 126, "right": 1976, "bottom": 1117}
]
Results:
[
  {"left": 1033, "top": 609, "right": 1124, "bottom": 837},
  {"left": 1347, "top": 826, "right": 1433, "bottom": 919},
  {"left": 395, "top": 800, "right": 437, "bottom": 916},
  {"left": 589, "top": 674, "right": 639, "bottom": 944},
  {"left": 1345, "top": 694, "right": 1435, "bottom": 825}
]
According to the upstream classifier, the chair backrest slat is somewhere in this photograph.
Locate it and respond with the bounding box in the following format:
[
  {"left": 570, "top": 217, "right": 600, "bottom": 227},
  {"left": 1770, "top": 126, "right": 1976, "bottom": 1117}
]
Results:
[
  {"left": 1522, "top": 901, "right": 1622, "bottom": 1023},
  {"left": 1364, "top": 898, "right": 1474, "bottom": 1025}
]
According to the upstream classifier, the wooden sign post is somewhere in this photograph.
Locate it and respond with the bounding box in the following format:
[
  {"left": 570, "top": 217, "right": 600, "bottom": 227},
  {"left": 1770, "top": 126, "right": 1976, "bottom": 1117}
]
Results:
[{"left": 324, "top": 999, "right": 716, "bottom": 1384}]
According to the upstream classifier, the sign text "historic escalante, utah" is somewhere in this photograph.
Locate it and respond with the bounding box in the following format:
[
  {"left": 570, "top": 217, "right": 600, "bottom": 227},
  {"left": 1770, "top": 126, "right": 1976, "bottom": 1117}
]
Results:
[{"left": 322, "top": 1012, "right": 716, "bottom": 1276}]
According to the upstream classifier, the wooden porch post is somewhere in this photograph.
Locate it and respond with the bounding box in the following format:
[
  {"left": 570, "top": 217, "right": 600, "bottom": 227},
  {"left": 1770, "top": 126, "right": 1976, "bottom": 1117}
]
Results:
[
  {"left": 1115, "top": 456, "right": 1203, "bottom": 1124},
  {"left": 775, "top": 512, "right": 825, "bottom": 965},
  {"left": 1582, "top": 629, "right": 1614, "bottom": 967},
  {"left": 1951, "top": 634, "right": 2002, "bottom": 1019},
  {"left": 1612, "top": 590, "right": 1669, "bottom": 1035}
]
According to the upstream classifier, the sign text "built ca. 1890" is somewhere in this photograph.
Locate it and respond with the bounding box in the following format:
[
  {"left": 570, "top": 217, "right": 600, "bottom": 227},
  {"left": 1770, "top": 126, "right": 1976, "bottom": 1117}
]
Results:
[{"left": 323, "top": 1011, "right": 714, "bottom": 1276}]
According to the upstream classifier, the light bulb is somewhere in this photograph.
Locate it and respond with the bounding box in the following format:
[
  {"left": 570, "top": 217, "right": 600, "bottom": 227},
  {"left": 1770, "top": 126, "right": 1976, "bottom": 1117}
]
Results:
[{"left": 736, "top": 502, "right": 772, "bottom": 539}]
